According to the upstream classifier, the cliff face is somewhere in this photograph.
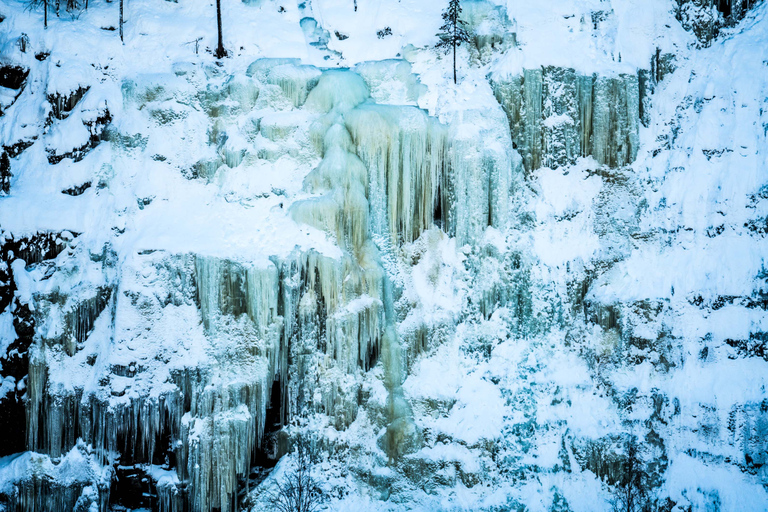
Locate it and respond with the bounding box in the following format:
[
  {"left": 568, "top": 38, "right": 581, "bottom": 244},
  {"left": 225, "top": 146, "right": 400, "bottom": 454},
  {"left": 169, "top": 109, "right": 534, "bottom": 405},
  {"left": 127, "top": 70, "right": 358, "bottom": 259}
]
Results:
[{"left": 0, "top": 0, "right": 766, "bottom": 511}]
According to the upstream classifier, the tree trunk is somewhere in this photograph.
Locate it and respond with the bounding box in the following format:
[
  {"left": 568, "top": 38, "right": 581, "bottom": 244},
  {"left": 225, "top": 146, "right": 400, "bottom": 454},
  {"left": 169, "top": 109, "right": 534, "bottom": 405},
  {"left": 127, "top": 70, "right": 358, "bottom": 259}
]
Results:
[
  {"left": 216, "top": 0, "right": 225, "bottom": 59},
  {"left": 44, "top": 0, "right": 47, "bottom": 28},
  {"left": 453, "top": 42, "right": 457, "bottom": 83},
  {"left": 452, "top": 17, "right": 458, "bottom": 84},
  {"left": 119, "top": 0, "right": 124, "bottom": 43}
]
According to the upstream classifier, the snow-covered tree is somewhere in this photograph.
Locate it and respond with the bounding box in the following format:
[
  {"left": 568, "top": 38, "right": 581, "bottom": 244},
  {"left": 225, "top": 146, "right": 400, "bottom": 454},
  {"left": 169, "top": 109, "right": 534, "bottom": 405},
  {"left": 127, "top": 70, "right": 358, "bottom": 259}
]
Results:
[
  {"left": 436, "top": 0, "right": 470, "bottom": 84},
  {"left": 266, "top": 435, "right": 325, "bottom": 512}
]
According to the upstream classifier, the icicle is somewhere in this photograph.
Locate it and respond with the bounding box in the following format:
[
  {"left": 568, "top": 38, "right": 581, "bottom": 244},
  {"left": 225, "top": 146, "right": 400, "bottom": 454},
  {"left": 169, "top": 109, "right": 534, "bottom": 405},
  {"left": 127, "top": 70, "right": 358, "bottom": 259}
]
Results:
[
  {"left": 490, "top": 67, "right": 641, "bottom": 171},
  {"left": 445, "top": 107, "right": 514, "bottom": 245},
  {"left": 267, "top": 63, "right": 322, "bottom": 108},
  {"left": 345, "top": 104, "right": 447, "bottom": 245},
  {"left": 67, "top": 288, "right": 111, "bottom": 356}
]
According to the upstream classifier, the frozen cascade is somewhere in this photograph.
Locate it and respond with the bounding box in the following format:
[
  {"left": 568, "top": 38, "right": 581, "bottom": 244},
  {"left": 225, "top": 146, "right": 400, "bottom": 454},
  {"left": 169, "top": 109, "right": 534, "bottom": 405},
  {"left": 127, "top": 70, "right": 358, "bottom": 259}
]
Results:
[
  {"left": 289, "top": 84, "right": 386, "bottom": 424},
  {"left": 345, "top": 104, "right": 448, "bottom": 246},
  {"left": 9, "top": 60, "right": 522, "bottom": 510},
  {"left": 490, "top": 67, "right": 640, "bottom": 171},
  {"left": 246, "top": 58, "right": 322, "bottom": 108},
  {"left": 291, "top": 69, "right": 422, "bottom": 450}
]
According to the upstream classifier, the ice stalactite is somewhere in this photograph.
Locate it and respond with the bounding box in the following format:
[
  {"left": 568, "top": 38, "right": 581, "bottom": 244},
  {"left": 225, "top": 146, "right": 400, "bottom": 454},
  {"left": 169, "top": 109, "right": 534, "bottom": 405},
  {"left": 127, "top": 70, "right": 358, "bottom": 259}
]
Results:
[
  {"left": 47, "top": 86, "right": 90, "bottom": 121},
  {"left": 491, "top": 67, "right": 640, "bottom": 171},
  {"left": 246, "top": 58, "right": 322, "bottom": 108},
  {"left": 289, "top": 75, "right": 387, "bottom": 425},
  {"left": 345, "top": 104, "right": 447, "bottom": 245},
  {"left": 67, "top": 287, "right": 112, "bottom": 356},
  {"left": 445, "top": 107, "right": 517, "bottom": 246},
  {"left": 0, "top": 443, "right": 112, "bottom": 512},
  {"left": 26, "top": 368, "right": 182, "bottom": 463}
]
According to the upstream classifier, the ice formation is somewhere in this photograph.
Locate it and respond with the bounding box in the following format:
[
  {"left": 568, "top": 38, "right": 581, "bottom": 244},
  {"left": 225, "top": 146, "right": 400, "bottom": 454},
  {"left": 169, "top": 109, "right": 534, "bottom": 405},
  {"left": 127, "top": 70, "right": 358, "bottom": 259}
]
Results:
[
  {"left": 0, "top": 0, "right": 766, "bottom": 510},
  {"left": 491, "top": 67, "right": 640, "bottom": 171}
]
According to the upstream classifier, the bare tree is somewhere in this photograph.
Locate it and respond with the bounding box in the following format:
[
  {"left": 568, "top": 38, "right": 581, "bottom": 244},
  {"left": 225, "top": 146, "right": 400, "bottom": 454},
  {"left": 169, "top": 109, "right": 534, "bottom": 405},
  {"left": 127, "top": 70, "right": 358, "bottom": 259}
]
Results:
[
  {"left": 215, "top": 0, "right": 226, "bottom": 58},
  {"left": 26, "top": 0, "right": 48, "bottom": 28},
  {"left": 119, "top": 0, "right": 124, "bottom": 43},
  {"left": 435, "top": 0, "right": 470, "bottom": 84},
  {"left": 611, "top": 437, "right": 653, "bottom": 512},
  {"left": 267, "top": 435, "right": 324, "bottom": 512}
]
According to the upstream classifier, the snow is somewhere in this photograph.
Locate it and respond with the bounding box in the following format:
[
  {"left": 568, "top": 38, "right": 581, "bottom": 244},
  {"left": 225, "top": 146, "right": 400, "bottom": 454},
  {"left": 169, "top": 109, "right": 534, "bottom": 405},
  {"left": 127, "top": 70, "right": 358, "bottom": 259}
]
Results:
[
  {"left": 0, "top": 309, "right": 15, "bottom": 361},
  {"left": 0, "top": 0, "right": 766, "bottom": 510}
]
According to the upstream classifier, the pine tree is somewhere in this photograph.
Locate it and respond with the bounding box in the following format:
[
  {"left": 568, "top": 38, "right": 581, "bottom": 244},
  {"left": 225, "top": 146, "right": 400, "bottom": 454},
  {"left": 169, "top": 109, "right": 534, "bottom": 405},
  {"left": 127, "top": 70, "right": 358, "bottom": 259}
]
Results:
[{"left": 435, "top": 0, "right": 470, "bottom": 84}]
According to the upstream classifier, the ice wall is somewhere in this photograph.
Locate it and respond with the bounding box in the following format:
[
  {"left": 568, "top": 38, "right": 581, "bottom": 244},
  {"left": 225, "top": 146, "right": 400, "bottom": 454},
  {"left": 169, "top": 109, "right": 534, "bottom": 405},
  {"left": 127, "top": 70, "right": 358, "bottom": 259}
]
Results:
[
  {"left": 18, "top": 249, "right": 278, "bottom": 512},
  {"left": 4, "top": 58, "right": 521, "bottom": 511},
  {"left": 345, "top": 104, "right": 447, "bottom": 245},
  {"left": 491, "top": 67, "right": 640, "bottom": 171},
  {"left": 0, "top": 444, "right": 112, "bottom": 512}
]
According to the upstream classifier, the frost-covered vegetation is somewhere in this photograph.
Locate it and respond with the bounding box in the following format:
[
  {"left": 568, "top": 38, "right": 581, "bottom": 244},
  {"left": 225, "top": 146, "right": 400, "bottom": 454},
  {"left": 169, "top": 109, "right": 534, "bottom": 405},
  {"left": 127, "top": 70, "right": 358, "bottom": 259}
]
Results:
[{"left": 0, "top": 0, "right": 766, "bottom": 511}]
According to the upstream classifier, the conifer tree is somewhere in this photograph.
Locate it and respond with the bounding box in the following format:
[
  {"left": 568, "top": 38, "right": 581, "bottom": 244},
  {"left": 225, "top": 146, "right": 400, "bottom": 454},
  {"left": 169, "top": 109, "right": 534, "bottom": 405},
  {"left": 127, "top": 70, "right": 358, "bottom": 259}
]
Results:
[{"left": 436, "top": 0, "right": 470, "bottom": 84}]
